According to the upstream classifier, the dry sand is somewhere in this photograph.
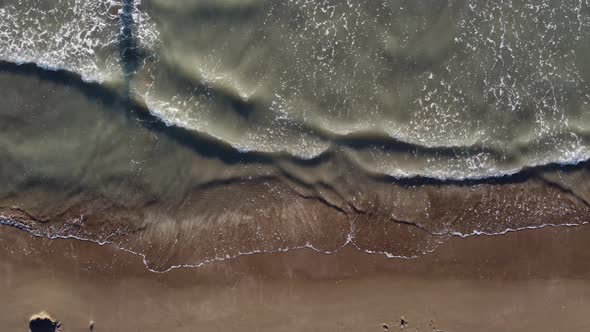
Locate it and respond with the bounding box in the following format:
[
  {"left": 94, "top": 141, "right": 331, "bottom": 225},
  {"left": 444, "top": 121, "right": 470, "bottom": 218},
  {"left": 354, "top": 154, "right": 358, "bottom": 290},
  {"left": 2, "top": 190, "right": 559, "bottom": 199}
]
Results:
[{"left": 2, "top": 224, "right": 590, "bottom": 332}]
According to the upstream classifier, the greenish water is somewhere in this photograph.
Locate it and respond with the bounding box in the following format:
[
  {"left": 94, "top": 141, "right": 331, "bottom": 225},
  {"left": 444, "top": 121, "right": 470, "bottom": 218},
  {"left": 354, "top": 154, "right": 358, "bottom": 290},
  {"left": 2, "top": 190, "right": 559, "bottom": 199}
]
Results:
[{"left": 1, "top": 0, "right": 590, "bottom": 270}]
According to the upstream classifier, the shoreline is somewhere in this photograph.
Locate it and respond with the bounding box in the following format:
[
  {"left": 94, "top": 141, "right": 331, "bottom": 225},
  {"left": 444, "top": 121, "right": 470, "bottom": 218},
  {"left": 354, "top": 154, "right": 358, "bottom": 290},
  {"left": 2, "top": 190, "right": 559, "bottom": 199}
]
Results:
[{"left": 2, "top": 224, "right": 590, "bottom": 331}]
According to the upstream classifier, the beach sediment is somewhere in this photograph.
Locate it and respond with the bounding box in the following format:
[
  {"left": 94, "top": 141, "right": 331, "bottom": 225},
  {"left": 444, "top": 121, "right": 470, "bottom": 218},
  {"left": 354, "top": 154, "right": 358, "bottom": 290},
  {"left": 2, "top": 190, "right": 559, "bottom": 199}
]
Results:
[{"left": 2, "top": 224, "right": 590, "bottom": 332}]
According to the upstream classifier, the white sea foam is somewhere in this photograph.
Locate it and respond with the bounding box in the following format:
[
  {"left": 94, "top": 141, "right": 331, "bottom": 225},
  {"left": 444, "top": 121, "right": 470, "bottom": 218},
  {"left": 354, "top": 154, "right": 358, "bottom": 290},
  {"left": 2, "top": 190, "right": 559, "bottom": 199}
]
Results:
[
  {"left": 0, "top": 0, "right": 159, "bottom": 82},
  {"left": 3, "top": 213, "right": 587, "bottom": 273}
]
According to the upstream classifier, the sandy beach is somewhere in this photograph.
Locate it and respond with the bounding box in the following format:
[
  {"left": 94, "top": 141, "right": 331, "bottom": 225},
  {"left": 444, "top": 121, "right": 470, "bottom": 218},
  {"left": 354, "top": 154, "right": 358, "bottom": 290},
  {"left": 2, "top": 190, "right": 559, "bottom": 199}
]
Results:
[
  {"left": 2, "top": 1, "right": 590, "bottom": 331},
  {"left": 2, "top": 224, "right": 590, "bottom": 332}
]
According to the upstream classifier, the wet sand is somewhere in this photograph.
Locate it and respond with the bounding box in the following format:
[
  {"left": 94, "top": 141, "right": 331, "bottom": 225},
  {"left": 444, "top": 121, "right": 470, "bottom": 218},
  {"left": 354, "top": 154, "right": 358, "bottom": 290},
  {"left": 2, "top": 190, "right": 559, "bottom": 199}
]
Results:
[
  {"left": 2, "top": 225, "right": 590, "bottom": 332},
  {"left": 1, "top": 1, "right": 590, "bottom": 331}
]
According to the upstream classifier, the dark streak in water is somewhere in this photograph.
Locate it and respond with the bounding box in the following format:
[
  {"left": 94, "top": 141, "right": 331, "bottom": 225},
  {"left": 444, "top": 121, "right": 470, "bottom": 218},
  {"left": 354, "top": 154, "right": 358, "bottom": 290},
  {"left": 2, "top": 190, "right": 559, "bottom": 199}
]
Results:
[
  {"left": 370, "top": 160, "right": 590, "bottom": 187},
  {"left": 119, "top": 0, "right": 142, "bottom": 93},
  {"left": 1, "top": 58, "right": 589, "bottom": 186},
  {"left": 335, "top": 131, "right": 509, "bottom": 160},
  {"left": 0, "top": 60, "right": 272, "bottom": 166}
]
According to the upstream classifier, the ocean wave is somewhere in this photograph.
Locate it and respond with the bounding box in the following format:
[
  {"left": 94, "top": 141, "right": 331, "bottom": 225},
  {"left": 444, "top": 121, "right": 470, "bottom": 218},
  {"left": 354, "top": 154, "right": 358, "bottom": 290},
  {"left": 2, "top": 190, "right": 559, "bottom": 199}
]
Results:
[
  {"left": 1, "top": 0, "right": 590, "bottom": 180},
  {"left": 2, "top": 55, "right": 590, "bottom": 181},
  {"left": 0, "top": 0, "right": 159, "bottom": 82}
]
